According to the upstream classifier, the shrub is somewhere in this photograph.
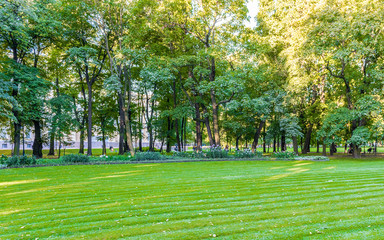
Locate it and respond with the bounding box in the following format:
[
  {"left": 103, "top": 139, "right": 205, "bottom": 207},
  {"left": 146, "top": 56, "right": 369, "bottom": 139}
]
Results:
[
  {"left": 61, "top": 154, "right": 89, "bottom": 163},
  {"left": 235, "top": 149, "right": 262, "bottom": 159},
  {"left": 205, "top": 145, "right": 229, "bottom": 159},
  {"left": 173, "top": 151, "right": 192, "bottom": 158},
  {"left": 95, "top": 154, "right": 132, "bottom": 162},
  {"left": 0, "top": 154, "right": 7, "bottom": 165},
  {"left": 190, "top": 151, "right": 206, "bottom": 159},
  {"left": 271, "top": 151, "right": 297, "bottom": 159},
  {"left": 295, "top": 156, "right": 330, "bottom": 161},
  {"left": 134, "top": 151, "right": 164, "bottom": 161},
  {"left": 5, "top": 155, "right": 37, "bottom": 167},
  {"left": 36, "top": 158, "right": 63, "bottom": 165},
  {"left": 134, "top": 147, "right": 160, "bottom": 152}
]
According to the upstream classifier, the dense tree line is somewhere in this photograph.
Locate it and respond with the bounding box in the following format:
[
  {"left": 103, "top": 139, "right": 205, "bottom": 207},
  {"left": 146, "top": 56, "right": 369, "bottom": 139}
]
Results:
[{"left": 1, "top": 0, "right": 383, "bottom": 158}]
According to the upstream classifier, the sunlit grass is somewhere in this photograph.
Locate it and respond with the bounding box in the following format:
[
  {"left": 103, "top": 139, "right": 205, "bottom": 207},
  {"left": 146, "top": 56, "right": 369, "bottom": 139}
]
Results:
[{"left": 1, "top": 160, "right": 384, "bottom": 239}]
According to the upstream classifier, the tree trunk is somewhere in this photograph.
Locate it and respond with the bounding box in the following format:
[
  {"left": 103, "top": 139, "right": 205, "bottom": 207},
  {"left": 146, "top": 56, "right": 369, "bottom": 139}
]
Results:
[
  {"left": 352, "top": 144, "right": 360, "bottom": 158},
  {"left": 236, "top": 136, "right": 240, "bottom": 150},
  {"left": 32, "top": 120, "right": 43, "bottom": 158},
  {"left": 173, "top": 79, "right": 181, "bottom": 152},
  {"left": 166, "top": 116, "right": 171, "bottom": 152},
  {"left": 302, "top": 124, "right": 312, "bottom": 154},
  {"left": 316, "top": 140, "right": 320, "bottom": 153},
  {"left": 13, "top": 122, "right": 21, "bottom": 156},
  {"left": 292, "top": 136, "right": 299, "bottom": 154},
  {"left": 175, "top": 120, "right": 180, "bottom": 152},
  {"left": 281, "top": 131, "right": 286, "bottom": 152},
  {"left": 209, "top": 56, "right": 221, "bottom": 146},
  {"left": 211, "top": 102, "right": 220, "bottom": 146},
  {"left": 79, "top": 128, "right": 85, "bottom": 154},
  {"left": 203, "top": 116, "right": 214, "bottom": 146},
  {"left": 102, "top": 130, "right": 106, "bottom": 155},
  {"left": 322, "top": 138, "right": 327, "bottom": 156},
  {"left": 201, "top": 105, "right": 214, "bottom": 146},
  {"left": 58, "top": 137, "right": 61, "bottom": 158},
  {"left": 195, "top": 103, "right": 202, "bottom": 151},
  {"left": 300, "top": 137, "right": 303, "bottom": 152},
  {"left": 183, "top": 117, "right": 187, "bottom": 151},
  {"left": 48, "top": 132, "right": 55, "bottom": 156},
  {"left": 330, "top": 142, "right": 334, "bottom": 156},
  {"left": 273, "top": 137, "right": 276, "bottom": 152},
  {"left": 118, "top": 93, "right": 125, "bottom": 155},
  {"left": 263, "top": 123, "right": 266, "bottom": 153},
  {"left": 123, "top": 107, "right": 135, "bottom": 156},
  {"left": 252, "top": 120, "right": 265, "bottom": 152},
  {"left": 87, "top": 83, "right": 93, "bottom": 156}
]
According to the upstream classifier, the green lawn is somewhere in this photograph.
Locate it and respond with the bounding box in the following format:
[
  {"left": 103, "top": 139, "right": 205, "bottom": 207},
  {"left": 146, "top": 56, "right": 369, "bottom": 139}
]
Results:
[{"left": 1, "top": 160, "right": 384, "bottom": 239}]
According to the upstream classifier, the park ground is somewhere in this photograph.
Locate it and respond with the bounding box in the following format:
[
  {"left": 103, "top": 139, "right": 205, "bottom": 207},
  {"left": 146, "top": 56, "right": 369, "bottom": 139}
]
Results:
[{"left": 1, "top": 159, "right": 384, "bottom": 239}]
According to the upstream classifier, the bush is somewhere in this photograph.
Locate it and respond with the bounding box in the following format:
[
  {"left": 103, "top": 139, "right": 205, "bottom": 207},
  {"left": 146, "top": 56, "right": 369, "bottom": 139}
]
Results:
[
  {"left": 205, "top": 145, "right": 229, "bottom": 159},
  {"left": 94, "top": 154, "right": 132, "bottom": 162},
  {"left": 0, "top": 154, "right": 7, "bottom": 165},
  {"left": 173, "top": 151, "right": 210, "bottom": 159},
  {"left": 295, "top": 156, "right": 330, "bottom": 161},
  {"left": 271, "top": 151, "right": 297, "bottom": 159},
  {"left": 234, "top": 149, "right": 262, "bottom": 159},
  {"left": 5, "top": 155, "right": 37, "bottom": 167},
  {"left": 134, "top": 151, "right": 164, "bottom": 161},
  {"left": 61, "top": 154, "right": 89, "bottom": 163},
  {"left": 134, "top": 147, "right": 160, "bottom": 152},
  {"left": 173, "top": 151, "right": 192, "bottom": 158},
  {"left": 190, "top": 151, "right": 206, "bottom": 159}
]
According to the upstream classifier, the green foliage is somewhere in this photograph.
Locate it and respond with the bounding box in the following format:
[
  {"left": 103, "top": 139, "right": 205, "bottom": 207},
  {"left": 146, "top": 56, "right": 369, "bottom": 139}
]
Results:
[
  {"left": 234, "top": 149, "right": 262, "bottom": 159},
  {"left": 295, "top": 156, "right": 330, "bottom": 161},
  {"left": 135, "top": 147, "right": 161, "bottom": 152},
  {"left": 205, "top": 146, "right": 229, "bottom": 159},
  {"left": 0, "top": 154, "right": 8, "bottom": 165},
  {"left": 271, "top": 152, "right": 297, "bottom": 159},
  {"left": 61, "top": 154, "right": 90, "bottom": 163},
  {"left": 349, "top": 127, "right": 371, "bottom": 147},
  {"left": 172, "top": 151, "right": 206, "bottom": 159},
  {"left": 94, "top": 155, "right": 133, "bottom": 162},
  {"left": 5, "top": 155, "right": 37, "bottom": 167},
  {"left": 134, "top": 152, "right": 164, "bottom": 161},
  {"left": 172, "top": 151, "right": 191, "bottom": 158}
]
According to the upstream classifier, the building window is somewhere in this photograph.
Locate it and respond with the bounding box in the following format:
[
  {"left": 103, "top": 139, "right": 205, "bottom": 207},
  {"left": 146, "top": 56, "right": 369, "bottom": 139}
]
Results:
[
  {"left": 2, "top": 144, "right": 7, "bottom": 149},
  {"left": 27, "top": 144, "right": 32, "bottom": 148}
]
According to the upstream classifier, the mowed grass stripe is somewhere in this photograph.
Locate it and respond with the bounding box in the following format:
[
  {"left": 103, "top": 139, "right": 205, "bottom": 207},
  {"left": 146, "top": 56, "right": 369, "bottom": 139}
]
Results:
[
  {"left": 3, "top": 175, "right": 384, "bottom": 220},
  {"left": 1, "top": 175, "right": 382, "bottom": 220},
  {"left": 5, "top": 202, "right": 384, "bottom": 240},
  {"left": 1, "top": 160, "right": 384, "bottom": 239},
  {"left": 9, "top": 200, "right": 384, "bottom": 240},
  {"left": 4, "top": 178, "right": 384, "bottom": 228}
]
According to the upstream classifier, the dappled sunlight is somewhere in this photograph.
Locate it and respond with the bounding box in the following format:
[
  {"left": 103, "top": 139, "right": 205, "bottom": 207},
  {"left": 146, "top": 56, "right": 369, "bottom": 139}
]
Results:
[
  {"left": 90, "top": 173, "right": 141, "bottom": 180},
  {"left": 266, "top": 173, "right": 292, "bottom": 181},
  {"left": 0, "top": 179, "right": 49, "bottom": 187},
  {"left": 323, "top": 166, "right": 336, "bottom": 170},
  {"left": 93, "top": 202, "right": 121, "bottom": 209},
  {"left": 265, "top": 168, "right": 310, "bottom": 181},
  {"left": 134, "top": 164, "right": 160, "bottom": 168},
  {"left": 270, "top": 166, "right": 285, "bottom": 169},
  {"left": 0, "top": 209, "right": 24, "bottom": 216},
  {"left": 293, "top": 162, "right": 312, "bottom": 167},
  {"left": 287, "top": 167, "right": 309, "bottom": 172},
  {"left": 110, "top": 170, "right": 144, "bottom": 175},
  {"left": 5, "top": 181, "right": 94, "bottom": 196}
]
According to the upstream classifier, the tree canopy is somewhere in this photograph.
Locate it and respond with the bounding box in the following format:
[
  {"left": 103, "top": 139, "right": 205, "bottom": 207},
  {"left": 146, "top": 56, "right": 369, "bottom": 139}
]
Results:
[{"left": 1, "top": 0, "right": 383, "bottom": 158}]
